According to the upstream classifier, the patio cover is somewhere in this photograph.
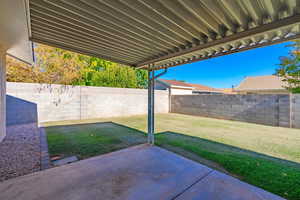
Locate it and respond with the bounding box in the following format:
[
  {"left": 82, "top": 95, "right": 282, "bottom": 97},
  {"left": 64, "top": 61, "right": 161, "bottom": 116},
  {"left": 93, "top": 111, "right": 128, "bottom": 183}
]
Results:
[
  {"left": 1, "top": 0, "right": 300, "bottom": 143},
  {"left": 28, "top": 0, "right": 300, "bottom": 70}
]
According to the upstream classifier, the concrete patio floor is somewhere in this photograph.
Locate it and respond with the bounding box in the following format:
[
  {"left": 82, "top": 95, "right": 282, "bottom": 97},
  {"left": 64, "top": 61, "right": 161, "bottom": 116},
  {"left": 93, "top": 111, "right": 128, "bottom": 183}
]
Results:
[{"left": 0, "top": 144, "right": 284, "bottom": 200}]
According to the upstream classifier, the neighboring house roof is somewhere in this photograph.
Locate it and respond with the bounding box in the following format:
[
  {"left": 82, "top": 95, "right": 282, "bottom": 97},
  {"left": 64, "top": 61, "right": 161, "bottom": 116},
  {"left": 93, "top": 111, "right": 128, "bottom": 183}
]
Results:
[
  {"left": 235, "top": 75, "right": 287, "bottom": 91},
  {"left": 157, "top": 79, "right": 193, "bottom": 89},
  {"left": 188, "top": 83, "right": 221, "bottom": 93},
  {"left": 157, "top": 79, "right": 223, "bottom": 93}
]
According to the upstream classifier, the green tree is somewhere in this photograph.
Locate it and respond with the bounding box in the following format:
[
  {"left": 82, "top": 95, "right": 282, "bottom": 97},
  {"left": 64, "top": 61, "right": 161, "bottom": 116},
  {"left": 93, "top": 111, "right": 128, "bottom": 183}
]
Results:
[
  {"left": 275, "top": 40, "right": 300, "bottom": 93},
  {"left": 34, "top": 44, "right": 88, "bottom": 85},
  {"left": 79, "top": 57, "right": 142, "bottom": 88},
  {"left": 6, "top": 56, "right": 40, "bottom": 83},
  {"left": 7, "top": 43, "right": 148, "bottom": 88},
  {"left": 136, "top": 69, "right": 148, "bottom": 88}
]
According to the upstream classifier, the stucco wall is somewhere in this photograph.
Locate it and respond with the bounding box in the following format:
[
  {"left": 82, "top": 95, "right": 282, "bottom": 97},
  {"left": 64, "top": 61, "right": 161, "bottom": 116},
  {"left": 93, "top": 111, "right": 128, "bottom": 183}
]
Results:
[
  {"left": 171, "top": 94, "right": 297, "bottom": 128},
  {"left": 154, "top": 81, "right": 193, "bottom": 95},
  {"left": 6, "top": 82, "right": 169, "bottom": 124},
  {"left": 171, "top": 88, "right": 193, "bottom": 95}
]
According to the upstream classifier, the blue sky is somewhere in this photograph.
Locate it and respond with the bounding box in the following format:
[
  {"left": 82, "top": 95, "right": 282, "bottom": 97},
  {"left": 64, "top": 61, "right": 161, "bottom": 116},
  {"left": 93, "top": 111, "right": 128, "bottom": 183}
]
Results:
[{"left": 160, "top": 42, "right": 292, "bottom": 89}]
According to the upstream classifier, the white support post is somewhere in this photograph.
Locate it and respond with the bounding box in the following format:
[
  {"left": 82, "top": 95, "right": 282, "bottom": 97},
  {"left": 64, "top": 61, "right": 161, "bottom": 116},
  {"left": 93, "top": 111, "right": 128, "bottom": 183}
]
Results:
[{"left": 0, "top": 49, "right": 6, "bottom": 142}]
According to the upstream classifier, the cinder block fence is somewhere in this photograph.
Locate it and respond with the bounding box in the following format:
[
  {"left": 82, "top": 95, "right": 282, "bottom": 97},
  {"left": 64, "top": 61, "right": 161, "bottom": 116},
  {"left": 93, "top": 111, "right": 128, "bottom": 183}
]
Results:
[
  {"left": 292, "top": 95, "right": 300, "bottom": 128},
  {"left": 6, "top": 82, "right": 300, "bottom": 129},
  {"left": 171, "top": 94, "right": 300, "bottom": 128},
  {"left": 6, "top": 82, "right": 169, "bottom": 125}
]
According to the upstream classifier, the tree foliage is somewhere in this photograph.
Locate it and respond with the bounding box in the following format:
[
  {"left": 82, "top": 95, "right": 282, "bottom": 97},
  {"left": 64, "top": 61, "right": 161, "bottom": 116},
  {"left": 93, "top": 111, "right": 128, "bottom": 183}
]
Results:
[
  {"left": 6, "top": 56, "right": 40, "bottom": 83},
  {"left": 78, "top": 57, "right": 142, "bottom": 88},
  {"left": 6, "top": 44, "right": 148, "bottom": 88},
  {"left": 275, "top": 40, "right": 300, "bottom": 93}
]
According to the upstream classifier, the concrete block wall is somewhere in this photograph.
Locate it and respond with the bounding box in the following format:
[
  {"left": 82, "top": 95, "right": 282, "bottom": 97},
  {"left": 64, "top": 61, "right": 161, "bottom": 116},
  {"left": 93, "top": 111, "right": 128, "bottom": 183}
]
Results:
[
  {"left": 171, "top": 94, "right": 292, "bottom": 127},
  {"left": 79, "top": 86, "right": 169, "bottom": 119},
  {"left": 292, "top": 94, "right": 300, "bottom": 128},
  {"left": 6, "top": 82, "right": 169, "bottom": 124},
  {"left": 278, "top": 95, "right": 290, "bottom": 127}
]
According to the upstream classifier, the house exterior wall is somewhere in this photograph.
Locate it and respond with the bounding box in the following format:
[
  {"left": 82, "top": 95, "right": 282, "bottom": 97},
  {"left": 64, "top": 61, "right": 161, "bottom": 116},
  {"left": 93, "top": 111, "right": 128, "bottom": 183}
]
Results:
[
  {"left": 171, "top": 94, "right": 293, "bottom": 128},
  {"left": 171, "top": 88, "right": 193, "bottom": 95},
  {"left": 6, "top": 82, "right": 169, "bottom": 124}
]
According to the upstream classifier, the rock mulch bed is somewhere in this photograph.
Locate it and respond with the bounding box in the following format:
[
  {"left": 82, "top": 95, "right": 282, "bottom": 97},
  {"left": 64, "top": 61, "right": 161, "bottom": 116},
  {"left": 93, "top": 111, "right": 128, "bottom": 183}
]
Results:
[{"left": 0, "top": 123, "right": 41, "bottom": 182}]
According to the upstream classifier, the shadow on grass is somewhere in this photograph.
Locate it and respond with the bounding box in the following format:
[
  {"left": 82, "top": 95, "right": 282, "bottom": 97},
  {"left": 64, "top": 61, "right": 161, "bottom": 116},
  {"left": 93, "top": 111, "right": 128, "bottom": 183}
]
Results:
[
  {"left": 155, "top": 131, "right": 300, "bottom": 168},
  {"left": 45, "top": 121, "right": 147, "bottom": 160},
  {"left": 45, "top": 121, "right": 300, "bottom": 168},
  {"left": 154, "top": 131, "right": 300, "bottom": 200},
  {"left": 45, "top": 121, "right": 300, "bottom": 199}
]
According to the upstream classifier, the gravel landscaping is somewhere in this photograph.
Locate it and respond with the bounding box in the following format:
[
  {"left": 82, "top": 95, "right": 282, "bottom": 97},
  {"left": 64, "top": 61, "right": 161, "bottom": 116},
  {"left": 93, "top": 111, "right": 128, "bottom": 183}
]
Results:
[{"left": 0, "top": 123, "right": 41, "bottom": 182}]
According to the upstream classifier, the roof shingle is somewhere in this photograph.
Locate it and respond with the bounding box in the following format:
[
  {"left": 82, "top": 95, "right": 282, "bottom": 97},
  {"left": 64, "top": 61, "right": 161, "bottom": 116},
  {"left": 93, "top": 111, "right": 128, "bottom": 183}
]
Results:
[
  {"left": 235, "top": 75, "right": 287, "bottom": 91},
  {"left": 158, "top": 79, "right": 193, "bottom": 88},
  {"left": 188, "top": 83, "right": 221, "bottom": 93}
]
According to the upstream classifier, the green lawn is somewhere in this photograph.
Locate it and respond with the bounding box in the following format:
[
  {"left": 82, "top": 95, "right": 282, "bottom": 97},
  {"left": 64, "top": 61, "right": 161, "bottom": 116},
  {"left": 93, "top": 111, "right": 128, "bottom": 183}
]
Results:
[
  {"left": 45, "top": 122, "right": 146, "bottom": 159},
  {"left": 44, "top": 113, "right": 300, "bottom": 200}
]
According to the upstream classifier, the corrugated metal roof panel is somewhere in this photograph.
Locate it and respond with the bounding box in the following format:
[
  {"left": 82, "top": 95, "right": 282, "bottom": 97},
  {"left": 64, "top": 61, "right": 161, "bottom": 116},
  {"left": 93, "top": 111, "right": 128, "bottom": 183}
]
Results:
[{"left": 28, "top": 0, "right": 300, "bottom": 69}]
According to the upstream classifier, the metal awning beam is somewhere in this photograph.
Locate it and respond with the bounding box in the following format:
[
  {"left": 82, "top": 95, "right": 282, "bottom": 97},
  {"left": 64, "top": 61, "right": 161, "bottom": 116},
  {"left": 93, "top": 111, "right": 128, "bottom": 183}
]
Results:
[
  {"left": 148, "top": 32, "right": 300, "bottom": 71},
  {"left": 137, "top": 14, "right": 300, "bottom": 68}
]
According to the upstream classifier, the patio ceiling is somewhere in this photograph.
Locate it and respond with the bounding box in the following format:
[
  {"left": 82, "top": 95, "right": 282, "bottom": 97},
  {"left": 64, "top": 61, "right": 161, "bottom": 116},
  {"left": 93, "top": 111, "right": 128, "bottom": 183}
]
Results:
[{"left": 28, "top": 0, "right": 300, "bottom": 70}]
